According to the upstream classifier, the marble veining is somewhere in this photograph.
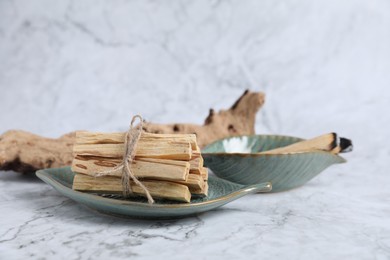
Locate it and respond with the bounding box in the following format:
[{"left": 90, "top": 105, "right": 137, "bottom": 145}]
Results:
[{"left": 1, "top": 0, "right": 390, "bottom": 259}]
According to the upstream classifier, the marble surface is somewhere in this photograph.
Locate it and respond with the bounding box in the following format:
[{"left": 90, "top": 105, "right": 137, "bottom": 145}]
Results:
[{"left": 1, "top": 0, "right": 389, "bottom": 259}]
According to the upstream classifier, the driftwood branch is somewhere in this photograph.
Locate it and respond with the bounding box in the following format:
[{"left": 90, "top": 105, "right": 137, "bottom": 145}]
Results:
[
  {"left": 143, "top": 90, "right": 265, "bottom": 147},
  {"left": 0, "top": 90, "right": 265, "bottom": 173},
  {"left": 0, "top": 131, "right": 75, "bottom": 173}
]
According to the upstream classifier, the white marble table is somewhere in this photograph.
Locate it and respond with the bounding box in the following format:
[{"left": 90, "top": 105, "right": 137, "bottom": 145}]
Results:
[{"left": 1, "top": 0, "right": 389, "bottom": 259}]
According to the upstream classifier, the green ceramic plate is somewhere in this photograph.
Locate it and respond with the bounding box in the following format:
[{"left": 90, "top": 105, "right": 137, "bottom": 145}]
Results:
[
  {"left": 36, "top": 167, "right": 271, "bottom": 219},
  {"left": 202, "top": 135, "right": 346, "bottom": 192}
]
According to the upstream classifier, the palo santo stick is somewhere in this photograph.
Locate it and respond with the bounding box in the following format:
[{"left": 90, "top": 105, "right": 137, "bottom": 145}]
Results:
[
  {"left": 141, "top": 132, "right": 198, "bottom": 151},
  {"left": 200, "top": 167, "right": 208, "bottom": 181},
  {"left": 136, "top": 157, "right": 190, "bottom": 168},
  {"left": 73, "top": 141, "right": 192, "bottom": 160},
  {"left": 72, "top": 157, "right": 189, "bottom": 181},
  {"left": 192, "top": 151, "right": 201, "bottom": 158},
  {"left": 175, "top": 174, "right": 204, "bottom": 190},
  {"left": 76, "top": 131, "right": 198, "bottom": 151},
  {"left": 75, "top": 132, "right": 124, "bottom": 144},
  {"left": 189, "top": 156, "right": 203, "bottom": 174},
  {"left": 73, "top": 174, "right": 191, "bottom": 203},
  {"left": 192, "top": 182, "right": 208, "bottom": 196},
  {"left": 260, "top": 133, "right": 340, "bottom": 154}
]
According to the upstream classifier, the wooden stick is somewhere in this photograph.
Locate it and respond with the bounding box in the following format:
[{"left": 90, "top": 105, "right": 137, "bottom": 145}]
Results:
[
  {"left": 141, "top": 132, "right": 198, "bottom": 151},
  {"left": 200, "top": 167, "right": 208, "bottom": 181},
  {"left": 73, "top": 141, "right": 192, "bottom": 160},
  {"left": 136, "top": 157, "right": 190, "bottom": 167},
  {"left": 260, "top": 133, "right": 339, "bottom": 154},
  {"left": 73, "top": 174, "right": 191, "bottom": 203},
  {"left": 189, "top": 156, "right": 203, "bottom": 174},
  {"left": 175, "top": 174, "right": 204, "bottom": 190},
  {"left": 76, "top": 131, "right": 198, "bottom": 151},
  {"left": 192, "top": 151, "right": 202, "bottom": 158},
  {"left": 75, "top": 131, "right": 125, "bottom": 144},
  {"left": 192, "top": 182, "right": 208, "bottom": 196},
  {"left": 71, "top": 157, "right": 189, "bottom": 181}
]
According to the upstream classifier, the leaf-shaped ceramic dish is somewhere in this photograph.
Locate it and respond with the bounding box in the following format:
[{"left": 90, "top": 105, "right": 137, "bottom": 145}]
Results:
[
  {"left": 202, "top": 135, "right": 346, "bottom": 192},
  {"left": 36, "top": 167, "right": 271, "bottom": 219}
]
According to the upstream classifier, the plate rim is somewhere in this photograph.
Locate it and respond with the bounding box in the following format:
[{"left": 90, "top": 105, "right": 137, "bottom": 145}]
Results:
[{"left": 36, "top": 168, "right": 272, "bottom": 210}]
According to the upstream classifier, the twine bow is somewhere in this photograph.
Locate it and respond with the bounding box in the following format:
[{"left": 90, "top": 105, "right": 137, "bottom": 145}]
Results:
[{"left": 96, "top": 115, "right": 155, "bottom": 204}]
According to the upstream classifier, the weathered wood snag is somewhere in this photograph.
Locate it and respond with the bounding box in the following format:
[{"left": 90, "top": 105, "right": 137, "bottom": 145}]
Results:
[
  {"left": 143, "top": 90, "right": 265, "bottom": 147},
  {"left": 0, "top": 90, "right": 265, "bottom": 173},
  {"left": 0, "top": 131, "right": 75, "bottom": 173}
]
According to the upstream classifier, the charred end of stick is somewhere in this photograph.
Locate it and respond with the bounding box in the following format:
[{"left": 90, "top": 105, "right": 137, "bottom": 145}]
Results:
[
  {"left": 330, "top": 132, "right": 338, "bottom": 150},
  {"left": 339, "top": 137, "right": 353, "bottom": 153}
]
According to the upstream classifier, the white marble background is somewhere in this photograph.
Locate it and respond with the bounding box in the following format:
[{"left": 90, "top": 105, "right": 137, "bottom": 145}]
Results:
[{"left": 0, "top": 0, "right": 389, "bottom": 259}]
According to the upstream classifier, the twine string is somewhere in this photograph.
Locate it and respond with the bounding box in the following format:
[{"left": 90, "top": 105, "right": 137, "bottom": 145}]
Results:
[{"left": 95, "top": 115, "right": 154, "bottom": 204}]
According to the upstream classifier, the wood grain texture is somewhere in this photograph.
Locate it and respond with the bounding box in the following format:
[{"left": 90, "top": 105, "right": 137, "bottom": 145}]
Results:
[
  {"left": 73, "top": 173, "right": 192, "bottom": 203},
  {"left": 71, "top": 157, "right": 190, "bottom": 181}
]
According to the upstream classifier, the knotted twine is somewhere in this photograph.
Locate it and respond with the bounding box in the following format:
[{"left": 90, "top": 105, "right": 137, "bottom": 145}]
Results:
[{"left": 96, "top": 115, "right": 155, "bottom": 204}]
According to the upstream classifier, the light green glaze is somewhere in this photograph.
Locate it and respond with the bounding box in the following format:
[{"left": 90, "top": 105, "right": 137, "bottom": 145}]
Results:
[
  {"left": 36, "top": 167, "right": 271, "bottom": 219},
  {"left": 202, "top": 135, "right": 346, "bottom": 192}
]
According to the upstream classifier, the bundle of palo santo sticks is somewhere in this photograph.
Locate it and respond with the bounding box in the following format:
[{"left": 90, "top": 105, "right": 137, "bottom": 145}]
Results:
[{"left": 71, "top": 131, "right": 208, "bottom": 203}]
